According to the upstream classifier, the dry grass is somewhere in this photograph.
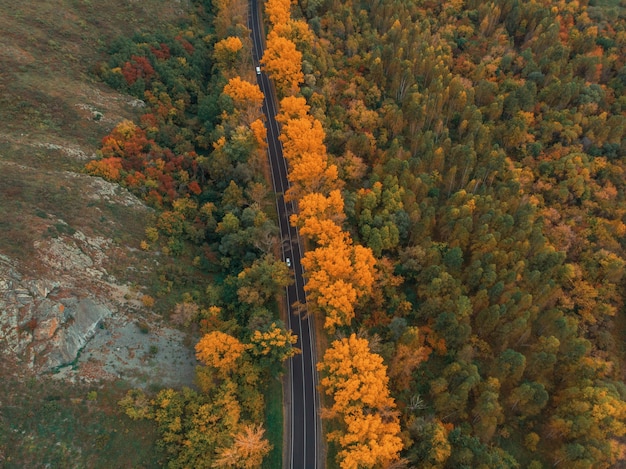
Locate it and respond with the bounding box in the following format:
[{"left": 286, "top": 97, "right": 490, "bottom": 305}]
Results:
[
  {"left": 0, "top": 0, "right": 199, "bottom": 275},
  {"left": 0, "top": 0, "right": 194, "bottom": 151},
  {"left": 0, "top": 0, "right": 186, "bottom": 265}
]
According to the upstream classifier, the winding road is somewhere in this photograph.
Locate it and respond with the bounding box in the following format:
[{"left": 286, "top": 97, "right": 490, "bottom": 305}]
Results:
[{"left": 248, "top": 1, "right": 322, "bottom": 468}]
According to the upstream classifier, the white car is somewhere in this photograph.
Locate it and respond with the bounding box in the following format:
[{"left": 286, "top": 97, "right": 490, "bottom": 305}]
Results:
[
  {"left": 255, "top": 66, "right": 261, "bottom": 75},
  {"left": 286, "top": 257, "right": 291, "bottom": 268}
]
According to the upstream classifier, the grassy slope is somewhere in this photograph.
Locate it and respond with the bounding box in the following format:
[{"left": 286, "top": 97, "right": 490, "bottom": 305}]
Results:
[
  {"left": 0, "top": 0, "right": 182, "bottom": 266},
  {"left": 0, "top": 0, "right": 197, "bottom": 466},
  {"left": 0, "top": 371, "right": 162, "bottom": 468}
]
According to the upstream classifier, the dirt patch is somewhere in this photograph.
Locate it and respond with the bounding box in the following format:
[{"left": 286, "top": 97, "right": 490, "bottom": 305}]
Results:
[{"left": 67, "top": 312, "right": 198, "bottom": 389}]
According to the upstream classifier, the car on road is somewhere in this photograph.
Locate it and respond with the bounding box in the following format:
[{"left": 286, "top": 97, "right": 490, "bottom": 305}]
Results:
[
  {"left": 255, "top": 66, "right": 261, "bottom": 75},
  {"left": 286, "top": 257, "right": 291, "bottom": 267}
]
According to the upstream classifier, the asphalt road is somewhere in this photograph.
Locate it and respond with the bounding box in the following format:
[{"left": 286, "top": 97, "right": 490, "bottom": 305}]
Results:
[{"left": 248, "top": 1, "right": 322, "bottom": 468}]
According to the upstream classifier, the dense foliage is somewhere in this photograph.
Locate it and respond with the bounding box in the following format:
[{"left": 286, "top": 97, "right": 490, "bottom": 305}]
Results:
[
  {"left": 296, "top": 0, "right": 626, "bottom": 466},
  {"left": 259, "top": 3, "right": 406, "bottom": 466}
]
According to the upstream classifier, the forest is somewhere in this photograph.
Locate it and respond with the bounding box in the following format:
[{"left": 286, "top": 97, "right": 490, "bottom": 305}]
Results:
[{"left": 85, "top": 0, "right": 626, "bottom": 467}]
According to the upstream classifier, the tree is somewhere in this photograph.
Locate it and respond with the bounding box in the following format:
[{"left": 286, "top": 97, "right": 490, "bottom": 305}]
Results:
[
  {"left": 302, "top": 234, "right": 376, "bottom": 331},
  {"left": 406, "top": 418, "right": 451, "bottom": 468},
  {"left": 248, "top": 322, "right": 299, "bottom": 376},
  {"left": 85, "top": 156, "right": 123, "bottom": 181},
  {"left": 236, "top": 255, "right": 292, "bottom": 306},
  {"left": 121, "top": 55, "right": 155, "bottom": 86},
  {"left": 261, "top": 32, "right": 304, "bottom": 95},
  {"left": 213, "top": 36, "right": 244, "bottom": 72},
  {"left": 195, "top": 331, "right": 247, "bottom": 377},
  {"left": 353, "top": 179, "right": 405, "bottom": 256},
  {"left": 388, "top": 326, "right": 431, "bottom": 390},
  {"left": 298, "top": 0, "right": 626, "bottom": 464},
  {"left": 276, "top": 96, "right": 310, "bottom": 121},
  {"left": 547, "top": 381, "right": 626, "bottom": 467},
  {"left": 249, "top": 119, "right": 267, "bottom": 149},
  {"left": 99, "top": 119, "right": 151, "bottom": 163},
  {"left": 430, "top": 360, "right": 480, "bottom": 421},
  {"left": 265, "top": 0, "right": 294, "bottom": 27},
  {"left": 223, "top": 77, "right": 265, "bottom": 124},
  {"left": 212, "top": 0, "right": 248, "bottom": 38},
  {"left": 291, "top": 190, "right": 345, "bottom": 244},
  {"left": 334, "top": 409, "right": 404, "bottom": 469},
  {"left": 146, "top": 385, "right": 242, "bottom": 469},
  {"left": 212, "top": 424, "right": 271, "bottom": 468},
  {"left": 472, "top": 377, "right": 504, "bottom": 443},
  {"left": 506, "top": 381, "right": 548, "bottom": 416},
  {"left": 318, "top": 334, "right": 403, "bottom": 468},
  {"left": 492, "top": 349, "right": 526, "bottom": 389},
  {"left": 278, "top": 115, "right": 326, "bottom": 160}
]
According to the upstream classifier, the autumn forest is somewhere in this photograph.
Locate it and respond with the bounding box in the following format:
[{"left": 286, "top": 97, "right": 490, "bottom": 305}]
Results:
[{"left": 85, "top": 0, "right": 626, "bottom": 467}]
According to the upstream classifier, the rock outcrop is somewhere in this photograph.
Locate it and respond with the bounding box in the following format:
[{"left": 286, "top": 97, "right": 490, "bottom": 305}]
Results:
[
  {"left": 0, "top": 229, "right": 196, "bottom": 387},
  {"left": 0, "top": 254, "right": 112, "bottom": 371}
]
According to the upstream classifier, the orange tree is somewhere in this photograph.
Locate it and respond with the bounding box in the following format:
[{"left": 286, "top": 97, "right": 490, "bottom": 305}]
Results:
[{"left": 318, "top": 334, "right": 403, "bottom": 469}]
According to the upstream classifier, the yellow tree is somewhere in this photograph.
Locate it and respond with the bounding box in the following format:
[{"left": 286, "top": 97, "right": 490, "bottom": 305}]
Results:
[
  {"left": 302, "top": 233, "right": 376, "bottom": 331},
  {"left": 223, "top": 76, "right": 265, "bottom": 125},
  {"left": 247, "top": 321, "right": 300, "bottom": 378},
  {"left": 213, "top": 36, "right": 244, "bottom": 73},
  {"left": 249, "top": 119, "right": 267, "bottom": 149},
  {"left": 334, "top": 409, "right": 404, "bottom": 469},
  {"left": 265, "top": 0, "right": 294, "bottom": 26},
  {"left": 288, "top": 153, "right": 339, "bottom": 199},
  {"left": 302, "top": 235, "right": 356, "bottom": 330},
  {"left": 261, "top": 32, "right": 304, "bottom": 96},
  {"left": 318, "top": 334, "right": 403, "bottom": 468},
  {"left": 248, "top": 322, "right": 298, "bottom": 360},
  {"left": 276, "top": 96, "right": 310, "bottom": 122},
  {"left": 320, "top": 334, "right": 396, "bottom": 411},
  {"left": 291, "top": 190, "right": 345, "bottom": 244},
  {"left": 277, "top": 116, "right": 339, "bottom": 199},
  {"left": 279, "top": 117, "right": 326, "bottom": 160},
  {"left": 195, "top": 331, "right": 247, "bottom": 377},
  {"left": 223, "top": 77, "right": 264, "bottom": 106}
]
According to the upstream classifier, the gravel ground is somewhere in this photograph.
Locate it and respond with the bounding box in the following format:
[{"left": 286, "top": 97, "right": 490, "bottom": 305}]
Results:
[{"left": 54, "top": 311, "right": 198, "bottom": 389}]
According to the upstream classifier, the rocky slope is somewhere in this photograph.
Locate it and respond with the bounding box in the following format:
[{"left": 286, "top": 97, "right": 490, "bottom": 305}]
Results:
[
  {"left": 0, "top": 179, "right": 196, "bottom": 387},
  {"left": 0, "top": 0, "right": 202, "bottom": 388}
]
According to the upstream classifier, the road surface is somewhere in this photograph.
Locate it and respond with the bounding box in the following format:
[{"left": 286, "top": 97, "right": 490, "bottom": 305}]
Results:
[{"left": 248, "top": 1, "right": 322, "bottom": 468}]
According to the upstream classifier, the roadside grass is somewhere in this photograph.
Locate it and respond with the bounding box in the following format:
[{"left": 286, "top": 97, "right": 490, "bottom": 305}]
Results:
[
  {"left": 0, "top": 0, "right": 201, "bottom": 182},
  {"left": 0, "top": 372, "right": 161, "bottom": 468},
  {"left": 0, "top": 140, "right": 86, "bottom": 173},
  {"left": 263, "top": 377, "right": 283, "bottom": 469},
  {"left": 0, "top": 0, "right": 216, "bottom": 303}
]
